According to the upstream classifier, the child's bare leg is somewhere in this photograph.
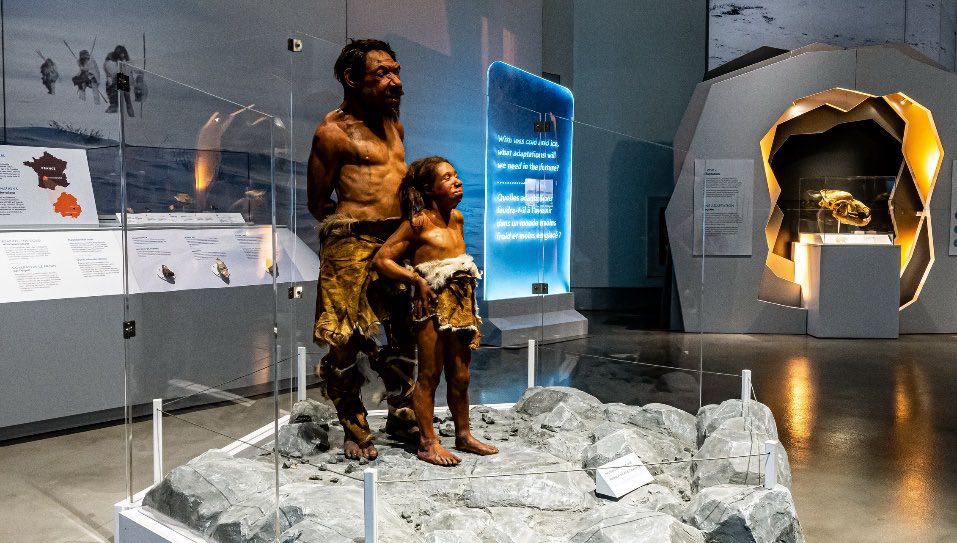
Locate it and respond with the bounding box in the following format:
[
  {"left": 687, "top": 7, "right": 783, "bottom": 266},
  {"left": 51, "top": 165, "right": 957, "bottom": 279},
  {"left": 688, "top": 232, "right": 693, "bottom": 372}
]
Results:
[
  {"left": 447, "top": 331, "right": 498, "bottom": 456},
  {"left": 413, "top": 319, "right": 461, "bottom": 466}
]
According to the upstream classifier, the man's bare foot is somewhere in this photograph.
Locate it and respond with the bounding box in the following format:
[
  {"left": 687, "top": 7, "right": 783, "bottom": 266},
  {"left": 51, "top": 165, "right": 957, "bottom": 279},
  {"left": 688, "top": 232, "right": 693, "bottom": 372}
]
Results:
[
  {"left": 417, "top": 441, "right": 461, "bottom": 466},
  {"left": 455, "top": 434, "right": 499, "bottom": 456},
  {"left": 343, "top": 439, "right": 378, "bottom": 460}
]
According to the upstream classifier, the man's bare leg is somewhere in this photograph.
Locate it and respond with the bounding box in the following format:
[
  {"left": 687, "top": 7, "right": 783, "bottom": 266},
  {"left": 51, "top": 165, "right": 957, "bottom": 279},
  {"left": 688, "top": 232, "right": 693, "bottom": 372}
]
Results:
[
  {"left": 447, "top": 332, "right": 498, "bottom": 456},
  {"left": 319, "top": 337, "right": 378, "bottom": 460},
  {"left": 413, "top": 320, "right": 460, "bottom": 466},
  {"left": 373, "top": 320, "right": 420, "bottom": 442}
]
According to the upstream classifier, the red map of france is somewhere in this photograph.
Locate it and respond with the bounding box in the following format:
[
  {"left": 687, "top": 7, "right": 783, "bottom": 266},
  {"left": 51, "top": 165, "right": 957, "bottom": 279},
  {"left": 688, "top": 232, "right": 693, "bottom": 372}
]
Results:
[{"left": 23, "top": 151, "right": 70, "bottom": 190}]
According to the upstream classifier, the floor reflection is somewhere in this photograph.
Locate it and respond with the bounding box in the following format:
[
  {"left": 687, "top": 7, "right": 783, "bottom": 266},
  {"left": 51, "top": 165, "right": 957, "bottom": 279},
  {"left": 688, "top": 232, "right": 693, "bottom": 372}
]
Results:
[
  {"left": 781, "top": 356, "right": 815, "bottom": 464},
  {"left": 891, "top": 359, "right": 934, "bottom": 532}
]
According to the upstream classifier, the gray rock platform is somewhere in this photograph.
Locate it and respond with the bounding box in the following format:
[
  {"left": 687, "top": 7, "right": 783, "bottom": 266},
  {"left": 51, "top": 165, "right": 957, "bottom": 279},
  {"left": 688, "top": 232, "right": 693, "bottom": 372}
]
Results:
[{"left": 144, "top": 388, "right": 803, "bottom": 543}]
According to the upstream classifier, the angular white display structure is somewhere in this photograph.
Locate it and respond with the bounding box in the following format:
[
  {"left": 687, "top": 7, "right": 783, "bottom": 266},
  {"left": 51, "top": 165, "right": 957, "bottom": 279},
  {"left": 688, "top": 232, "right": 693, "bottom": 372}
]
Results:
[
  {"left": 669, "top": 43, "right": 957, "bottom": 334},
  {"left": 594, "top": 452, "right": 654, "bottom": 499}
]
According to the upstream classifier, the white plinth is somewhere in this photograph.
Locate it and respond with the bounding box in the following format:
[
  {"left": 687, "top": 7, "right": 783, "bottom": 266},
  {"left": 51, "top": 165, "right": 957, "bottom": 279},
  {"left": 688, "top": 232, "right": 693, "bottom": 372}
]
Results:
[{"left": 800, "top": 243, "right": 900, "bottom": 338}]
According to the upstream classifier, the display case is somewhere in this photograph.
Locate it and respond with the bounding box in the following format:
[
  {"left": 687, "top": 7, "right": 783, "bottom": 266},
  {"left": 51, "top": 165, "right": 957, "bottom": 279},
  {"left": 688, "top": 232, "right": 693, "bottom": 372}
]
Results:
[
  {"left": 114, "top": 24, "right": 793, "bottom": 543},
  {"left": 797, "top": 176, "right": 895, "bottom": 245}
]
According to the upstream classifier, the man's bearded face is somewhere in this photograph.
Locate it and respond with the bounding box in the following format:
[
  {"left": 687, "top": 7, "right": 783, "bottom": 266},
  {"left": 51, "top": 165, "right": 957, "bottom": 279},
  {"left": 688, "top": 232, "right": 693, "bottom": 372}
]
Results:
[{"left": 355, "top": 50, "right": 403, "bottom": 117}]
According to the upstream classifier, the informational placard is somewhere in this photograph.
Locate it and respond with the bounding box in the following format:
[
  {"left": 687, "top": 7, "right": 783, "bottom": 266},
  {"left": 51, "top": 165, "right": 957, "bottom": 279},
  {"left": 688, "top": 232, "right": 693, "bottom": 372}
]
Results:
[
  {"left": 949, "top": 160, "right": 957, "bottom": 256},
  {"left": 125, "top": 226, "right": 300, "bottom": 293},
  {"left": 0, "top": 230, "right": 123, "bottom": 303},
  {"left": 693, "top": 159, "right": 754, "bottom": 256},
  {"left": 0, "top": 227, "right": 302, "bottom": 303},
  {"left": 0, "top": 145, "right": 98, "bottom": 226},
  {"left": 484, "top": 61, "right": 574, "bottom": 300},
  {"left": 594, "top": 453, "right": 654, "bottom": 499}
]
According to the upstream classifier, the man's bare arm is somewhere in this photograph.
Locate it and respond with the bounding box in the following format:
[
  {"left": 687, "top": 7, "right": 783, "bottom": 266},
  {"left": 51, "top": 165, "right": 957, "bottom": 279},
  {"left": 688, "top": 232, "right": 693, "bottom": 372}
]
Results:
[{"left": 306, "top": 125, "right": 341, "bottom": 221}]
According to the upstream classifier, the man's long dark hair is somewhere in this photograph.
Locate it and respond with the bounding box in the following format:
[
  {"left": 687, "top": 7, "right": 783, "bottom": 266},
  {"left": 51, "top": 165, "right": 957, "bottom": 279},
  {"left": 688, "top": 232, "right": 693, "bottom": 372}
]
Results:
[{"left": 334, "top": 38, "right": 396, "bottom": 93}]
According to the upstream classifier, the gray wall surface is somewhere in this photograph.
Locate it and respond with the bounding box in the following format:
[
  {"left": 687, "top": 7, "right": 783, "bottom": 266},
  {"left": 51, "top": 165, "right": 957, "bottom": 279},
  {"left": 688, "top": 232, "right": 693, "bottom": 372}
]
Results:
[{"left": 544, "top": 0, "right": 708, "bottom": 298}]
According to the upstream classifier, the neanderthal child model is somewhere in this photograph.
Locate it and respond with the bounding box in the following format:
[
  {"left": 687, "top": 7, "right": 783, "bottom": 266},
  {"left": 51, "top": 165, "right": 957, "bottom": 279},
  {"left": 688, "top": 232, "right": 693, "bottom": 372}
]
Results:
[{"left": 374, "top": 157, "right": 499, "bottom": 466}]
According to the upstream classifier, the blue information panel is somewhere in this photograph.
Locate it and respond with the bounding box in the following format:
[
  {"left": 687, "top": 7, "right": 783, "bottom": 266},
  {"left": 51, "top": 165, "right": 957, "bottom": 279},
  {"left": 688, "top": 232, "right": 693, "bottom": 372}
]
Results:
[{"left": 483, "top": 62, "right": 574, "bottom": 301}]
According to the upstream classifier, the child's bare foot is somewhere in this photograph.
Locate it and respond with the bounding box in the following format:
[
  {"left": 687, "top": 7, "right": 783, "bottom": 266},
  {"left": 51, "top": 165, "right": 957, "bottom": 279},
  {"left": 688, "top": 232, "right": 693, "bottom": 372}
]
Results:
[
  {"left": 455, "top": 434, "right": 499, "bottom": 456},
  {"left": 417, "top": 441, "right": 461, "bottom": 466},
  {"left": 344, "top": 439, "right": 378, "bottom": 460}
]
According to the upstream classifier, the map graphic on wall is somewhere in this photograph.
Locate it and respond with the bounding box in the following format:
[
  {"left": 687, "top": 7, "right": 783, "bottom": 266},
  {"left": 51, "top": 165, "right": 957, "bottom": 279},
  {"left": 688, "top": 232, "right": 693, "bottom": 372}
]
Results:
[{"left": 0, "top": 145, "right": 99, "bottom": 226}]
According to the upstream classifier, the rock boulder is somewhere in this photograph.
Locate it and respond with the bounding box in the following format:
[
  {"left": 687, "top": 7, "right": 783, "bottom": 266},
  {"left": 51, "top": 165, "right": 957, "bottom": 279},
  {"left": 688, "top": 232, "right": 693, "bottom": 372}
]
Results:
[
  {"left": 513, "top": 387, "right": 602, "bottom": 418},
  {"left": 696, "top": 399, "right": 777, "bottom": 447},
  {"left": 692, "top": 417, "right": 790, "bottom": 491},
  {"left": 276, "top": 422, "right": 329, "bottom": 458},
  {"left": 683, "top": 484, "right": 805, "bottom": 543}
]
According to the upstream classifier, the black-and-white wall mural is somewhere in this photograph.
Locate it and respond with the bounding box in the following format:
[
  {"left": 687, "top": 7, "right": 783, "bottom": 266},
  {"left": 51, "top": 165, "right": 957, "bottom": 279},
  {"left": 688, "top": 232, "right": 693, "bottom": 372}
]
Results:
[{"left": 709, "top": 1, "right": 957, "bottom": 71}]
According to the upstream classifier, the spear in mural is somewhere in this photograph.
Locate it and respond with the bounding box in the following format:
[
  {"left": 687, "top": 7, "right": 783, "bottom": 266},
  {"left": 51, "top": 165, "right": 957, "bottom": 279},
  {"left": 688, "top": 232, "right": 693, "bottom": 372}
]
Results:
[
  {"left": 62, "top": 39, "right": 77, "bottom": 59},
  {"left": 138, "top": 33, "right": 147, "bottom": 117}
]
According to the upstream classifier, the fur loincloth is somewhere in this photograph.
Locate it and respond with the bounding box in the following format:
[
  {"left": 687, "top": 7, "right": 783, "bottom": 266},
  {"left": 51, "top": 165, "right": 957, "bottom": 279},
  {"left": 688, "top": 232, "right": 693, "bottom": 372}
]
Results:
[
  {"left": 314, "top": 215, "right": 404, "bottom": 346},
  {"left": 413, "top": 254, "right": 482, "bottom": 349}
]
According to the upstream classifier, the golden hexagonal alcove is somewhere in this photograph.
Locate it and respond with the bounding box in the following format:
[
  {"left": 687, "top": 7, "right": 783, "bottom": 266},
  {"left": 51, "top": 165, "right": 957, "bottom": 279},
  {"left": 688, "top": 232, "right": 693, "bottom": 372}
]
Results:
[{"left": 760, "top": 88, "right": 943, "bottom": 309}]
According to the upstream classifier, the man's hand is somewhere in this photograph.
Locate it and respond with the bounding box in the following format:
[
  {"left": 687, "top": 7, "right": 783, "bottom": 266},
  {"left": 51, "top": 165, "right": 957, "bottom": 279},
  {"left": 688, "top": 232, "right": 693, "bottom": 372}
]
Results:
[{"left": 413, "top": 276, "right": 437, "bottom": 320}]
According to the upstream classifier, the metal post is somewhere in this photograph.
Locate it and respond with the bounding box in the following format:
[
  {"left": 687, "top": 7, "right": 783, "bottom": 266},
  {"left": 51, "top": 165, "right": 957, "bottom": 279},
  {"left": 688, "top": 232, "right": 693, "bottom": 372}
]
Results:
[
  {"left": 764, "top": 440, "right": 778, "bottom": 489},
  {"left": 527, "top": 339, "right": 536, "bottom": 389},
  {"left": 152, "top": 398, "right": 163, "bottom": 485},
  {"left": 741, "top": 369, "right": 752, "bottom": 416},
  {"left": 297, "top": 346, "right": 307, "bottom": 402},
  {"left": 363, "top": 468, "right": 378, "bottom": 543}
]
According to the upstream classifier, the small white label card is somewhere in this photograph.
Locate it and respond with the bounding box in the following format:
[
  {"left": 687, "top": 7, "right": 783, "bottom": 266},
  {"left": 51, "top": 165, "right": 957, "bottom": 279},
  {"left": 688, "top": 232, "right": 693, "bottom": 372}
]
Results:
[{"left": 595, "top": 453, "right": 654, "bottom": 499}]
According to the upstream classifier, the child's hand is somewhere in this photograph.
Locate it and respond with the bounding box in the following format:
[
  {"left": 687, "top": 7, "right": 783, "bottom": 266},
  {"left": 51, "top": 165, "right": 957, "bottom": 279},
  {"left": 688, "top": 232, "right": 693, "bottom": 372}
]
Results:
[{"left": 413, "top": 277, "right": 437, "bottom": 319}]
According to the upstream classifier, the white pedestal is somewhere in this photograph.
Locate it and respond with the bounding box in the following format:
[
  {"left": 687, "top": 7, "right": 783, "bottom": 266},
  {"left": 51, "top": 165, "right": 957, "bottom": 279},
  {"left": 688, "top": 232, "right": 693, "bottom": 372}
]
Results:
[{"left": 802, "top": 243, "right": 900, "bottom": 338}]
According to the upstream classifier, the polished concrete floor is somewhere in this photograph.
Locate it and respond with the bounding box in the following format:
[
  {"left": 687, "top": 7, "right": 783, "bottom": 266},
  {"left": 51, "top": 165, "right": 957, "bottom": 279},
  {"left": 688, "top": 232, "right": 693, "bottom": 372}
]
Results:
[{"left": 2, "top": 311, "right": 956, "bottom": 542}]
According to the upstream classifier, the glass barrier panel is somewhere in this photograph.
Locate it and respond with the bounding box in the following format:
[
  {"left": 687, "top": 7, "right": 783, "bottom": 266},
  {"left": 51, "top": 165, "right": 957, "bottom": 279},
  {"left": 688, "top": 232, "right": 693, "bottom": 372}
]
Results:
[
  {"left": 526, "top": 116, "right": 708, "bottom": 413},
  {"left": 119, "top": 64, "right": 284, "bottom": 536},
  {"left": 0, "top": 39, "right": 124, "bottom": 539},
  {"left": 280, "top": 32, "right": 348, "bottom": 418}
]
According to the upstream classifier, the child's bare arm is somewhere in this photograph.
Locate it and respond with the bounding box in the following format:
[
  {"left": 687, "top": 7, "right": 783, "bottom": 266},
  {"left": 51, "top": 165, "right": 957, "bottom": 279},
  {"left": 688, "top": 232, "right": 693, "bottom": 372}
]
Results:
[
  {"left": 373, "top": 220, "right": 437, "bottom": 315},
  {"left": 374, "top": 220, "right": 418, "bottom": 283}
]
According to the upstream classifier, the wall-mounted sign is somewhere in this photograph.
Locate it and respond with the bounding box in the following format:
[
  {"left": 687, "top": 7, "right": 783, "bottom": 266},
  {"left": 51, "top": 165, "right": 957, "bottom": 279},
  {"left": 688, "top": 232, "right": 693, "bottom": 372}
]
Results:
[
  {"left": 693, "top": 159, "right": 754, "bottom": 256},
  {"left": 484, "top": 61, "right": 574, "bottom": 300}
]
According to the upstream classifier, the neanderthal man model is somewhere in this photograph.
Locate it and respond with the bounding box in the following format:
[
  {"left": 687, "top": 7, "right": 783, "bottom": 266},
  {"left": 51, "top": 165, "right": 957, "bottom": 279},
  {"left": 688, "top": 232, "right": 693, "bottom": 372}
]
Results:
[{"left": 308, "top": 39, "right": 417, "bottom": 460}]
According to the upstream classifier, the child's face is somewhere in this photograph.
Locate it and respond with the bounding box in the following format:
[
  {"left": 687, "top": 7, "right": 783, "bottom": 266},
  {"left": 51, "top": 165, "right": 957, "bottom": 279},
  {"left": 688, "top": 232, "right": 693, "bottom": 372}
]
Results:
[{"left": 430, "top": 162, "right": 463, "bottom": 207}]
